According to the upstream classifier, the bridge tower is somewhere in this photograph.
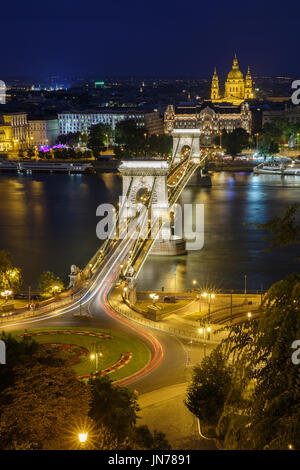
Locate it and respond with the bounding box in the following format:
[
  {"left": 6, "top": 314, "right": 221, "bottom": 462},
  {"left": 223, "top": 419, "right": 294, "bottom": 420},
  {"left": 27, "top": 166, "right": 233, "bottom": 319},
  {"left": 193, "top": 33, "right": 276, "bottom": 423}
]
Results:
[
  {"left": 118, "top": 159, "right": 169, "bottom": 219},
  {"left": 172, "top": 129, "right": 201, "bottom": 164},
  {"left": 118, "top": 159, "right": 186, "bottom": 256}
]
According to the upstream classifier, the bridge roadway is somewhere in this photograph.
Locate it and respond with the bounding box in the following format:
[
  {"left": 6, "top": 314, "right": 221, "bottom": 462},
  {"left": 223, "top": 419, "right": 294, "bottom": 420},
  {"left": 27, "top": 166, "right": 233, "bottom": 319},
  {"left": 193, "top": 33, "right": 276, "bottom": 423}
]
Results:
[{"left": 0, "top": 156, "right": 217, "bottom": 446}]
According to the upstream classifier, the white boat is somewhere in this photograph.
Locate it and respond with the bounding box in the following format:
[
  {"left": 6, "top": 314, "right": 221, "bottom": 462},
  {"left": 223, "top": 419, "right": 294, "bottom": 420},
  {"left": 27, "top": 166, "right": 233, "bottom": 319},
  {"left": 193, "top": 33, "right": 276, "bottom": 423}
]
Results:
[
  {"left": 254, "top": 160, "right": 300, "bottom": 176},
  {"left": 0, "top": 160, "right": 95, "bottom": 174}
]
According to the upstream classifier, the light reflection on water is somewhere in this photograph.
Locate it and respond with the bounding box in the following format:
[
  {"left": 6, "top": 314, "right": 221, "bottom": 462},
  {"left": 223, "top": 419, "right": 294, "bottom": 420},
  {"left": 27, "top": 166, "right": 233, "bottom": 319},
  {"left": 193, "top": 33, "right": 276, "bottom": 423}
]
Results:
[
  {"left": 139, "top": 172, "right": 300, "bottom": 292},
  {"left": 0, "top": 171, "right": 299, "bottom": 291}
]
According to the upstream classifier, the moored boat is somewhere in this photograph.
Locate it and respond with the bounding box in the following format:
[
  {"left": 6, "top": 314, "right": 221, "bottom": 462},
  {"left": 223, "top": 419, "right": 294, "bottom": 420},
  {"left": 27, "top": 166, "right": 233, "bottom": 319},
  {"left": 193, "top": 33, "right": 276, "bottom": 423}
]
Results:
[
  {"left": 254, "top": 160, "right": 300, "bottom": 175},
  {"left": 0, "top": 160, "right": 95, "bottom": 174}
]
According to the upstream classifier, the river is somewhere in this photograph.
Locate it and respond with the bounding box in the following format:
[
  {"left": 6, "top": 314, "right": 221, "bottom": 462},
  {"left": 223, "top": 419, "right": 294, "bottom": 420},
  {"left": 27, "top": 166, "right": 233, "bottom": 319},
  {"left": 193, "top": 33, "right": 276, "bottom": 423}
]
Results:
[{"left": 0, "top": 171, "right": 299, "bottom": 292}]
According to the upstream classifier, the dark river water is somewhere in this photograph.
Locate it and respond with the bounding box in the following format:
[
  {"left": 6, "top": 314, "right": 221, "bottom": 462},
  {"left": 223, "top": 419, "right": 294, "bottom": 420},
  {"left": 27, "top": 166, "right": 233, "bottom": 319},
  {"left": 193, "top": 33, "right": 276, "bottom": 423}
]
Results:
[{"left": 0, "top": 171, "right": 299, "bottom": 292}]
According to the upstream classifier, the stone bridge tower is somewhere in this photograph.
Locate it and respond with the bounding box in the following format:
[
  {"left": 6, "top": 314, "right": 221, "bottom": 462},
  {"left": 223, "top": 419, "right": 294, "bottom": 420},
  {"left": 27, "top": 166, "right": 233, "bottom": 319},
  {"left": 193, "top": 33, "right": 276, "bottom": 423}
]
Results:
[{"left": 118, "top": 160, "right": 170, "bottom": 219}]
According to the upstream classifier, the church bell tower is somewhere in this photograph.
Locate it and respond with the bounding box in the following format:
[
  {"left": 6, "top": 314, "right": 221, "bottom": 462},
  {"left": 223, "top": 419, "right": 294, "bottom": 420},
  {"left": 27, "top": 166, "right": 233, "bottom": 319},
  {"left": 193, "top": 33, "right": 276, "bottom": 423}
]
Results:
[
  {"left": 211, "top": 68, "right": 220, "bottom": 102},
  {"left": 244, "top": 66, "right": 254, "bottom": 99}
]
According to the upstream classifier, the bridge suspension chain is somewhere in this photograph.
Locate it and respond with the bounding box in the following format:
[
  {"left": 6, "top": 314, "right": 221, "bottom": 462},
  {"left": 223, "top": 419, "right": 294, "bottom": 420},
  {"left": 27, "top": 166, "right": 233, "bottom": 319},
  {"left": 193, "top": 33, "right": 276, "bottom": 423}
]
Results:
[
  {"left": 86, "top": 176, "right": 135, "bottom": 272},
  {"left": 123, "top": 177, "right": 158, "bottom": 277}
]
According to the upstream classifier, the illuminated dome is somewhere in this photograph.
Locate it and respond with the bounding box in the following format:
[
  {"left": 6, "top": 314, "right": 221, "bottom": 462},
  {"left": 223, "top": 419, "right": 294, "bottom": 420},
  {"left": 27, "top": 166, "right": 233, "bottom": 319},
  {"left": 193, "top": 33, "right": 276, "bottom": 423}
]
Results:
[
  {"left": 210, "top": 54, "right": 254, "bottom": 105},
  {"left": 227, "top": 55, "right": 243, "bottom": 80}
]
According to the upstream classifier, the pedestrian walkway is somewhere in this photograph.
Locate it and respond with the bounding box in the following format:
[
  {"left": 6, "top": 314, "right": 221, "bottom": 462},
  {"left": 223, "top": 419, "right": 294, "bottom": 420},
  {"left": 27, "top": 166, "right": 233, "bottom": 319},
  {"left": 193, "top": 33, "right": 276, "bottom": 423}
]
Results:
[{"left": 138, "top": 382, "right": 217, "bottom": 450}]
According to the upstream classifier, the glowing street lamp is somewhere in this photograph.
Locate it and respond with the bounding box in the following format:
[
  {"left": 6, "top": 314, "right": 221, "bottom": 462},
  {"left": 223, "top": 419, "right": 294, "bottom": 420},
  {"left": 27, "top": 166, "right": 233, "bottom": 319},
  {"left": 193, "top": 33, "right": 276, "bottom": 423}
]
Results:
[
  {"left": 201, "top": 292, "right": 215, "bottom": 339},
  {"left": 247, "top": 312, "right": 252, "bottom": 320},
  {"left": 1, "top": 290, "right": 12, "bottom": 300},
  {"left": 78, "top": 432, "right": 88, "bottom": 446},
  {"left": 90, "top": 351, "right": 103, "bottom": 373},
  {"left": 149, "top": 293, "right": 159, "bottom": 305}
]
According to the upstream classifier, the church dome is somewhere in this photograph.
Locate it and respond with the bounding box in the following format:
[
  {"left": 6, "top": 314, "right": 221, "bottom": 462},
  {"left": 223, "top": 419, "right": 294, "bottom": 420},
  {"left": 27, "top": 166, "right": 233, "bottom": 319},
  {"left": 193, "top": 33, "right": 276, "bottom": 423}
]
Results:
[{"left": 227, "top": 55, "right": 244, "bottom": 80}]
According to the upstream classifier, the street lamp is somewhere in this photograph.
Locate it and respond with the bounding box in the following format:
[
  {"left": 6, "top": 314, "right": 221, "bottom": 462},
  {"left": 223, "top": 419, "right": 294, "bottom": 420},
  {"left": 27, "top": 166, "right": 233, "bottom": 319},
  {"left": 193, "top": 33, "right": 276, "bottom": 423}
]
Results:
[
  {"left": 247, "top": 312, "right": 252, "bottom": 320},
  {"left": 149, "top": 293, "right": 159, "bottom": 305},
  {"left": 201, "top": 292, "right": 215, "bottom": 339},
  {"left": 1, "top": 290, "right": 12, "bottom": 301},
  {"left": 198, "top": 325, "right": 210, "bottom": 357},
  {"left": 90, "top": 350, "right": 103, "bottom": 374},
  {"left": 78, "top": 432, "right": 88, "bottom": 447}
]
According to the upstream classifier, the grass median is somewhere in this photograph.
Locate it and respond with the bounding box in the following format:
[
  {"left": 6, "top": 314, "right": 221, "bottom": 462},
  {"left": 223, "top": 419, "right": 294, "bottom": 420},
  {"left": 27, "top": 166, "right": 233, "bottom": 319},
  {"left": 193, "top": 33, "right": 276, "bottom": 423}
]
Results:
[{"left": 12, "top": 326, "right": 150, "bottom": 381}]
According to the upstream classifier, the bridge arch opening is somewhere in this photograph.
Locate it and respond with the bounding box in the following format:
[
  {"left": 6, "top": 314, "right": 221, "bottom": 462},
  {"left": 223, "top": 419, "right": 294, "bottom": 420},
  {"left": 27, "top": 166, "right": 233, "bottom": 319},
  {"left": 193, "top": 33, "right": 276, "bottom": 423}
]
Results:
[
  {"left": 181, "top": 145, "right": 191, "bottom": 159},
  {"left": 135, "top": 187, "right": 151, "bottom": 205}
]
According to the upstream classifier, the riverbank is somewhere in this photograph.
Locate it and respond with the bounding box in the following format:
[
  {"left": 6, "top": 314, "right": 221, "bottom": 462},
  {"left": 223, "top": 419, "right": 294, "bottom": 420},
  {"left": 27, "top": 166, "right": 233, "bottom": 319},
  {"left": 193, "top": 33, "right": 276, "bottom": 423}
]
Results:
[{"left": 208, "top": 161, "right": 256, "bottom": 172}]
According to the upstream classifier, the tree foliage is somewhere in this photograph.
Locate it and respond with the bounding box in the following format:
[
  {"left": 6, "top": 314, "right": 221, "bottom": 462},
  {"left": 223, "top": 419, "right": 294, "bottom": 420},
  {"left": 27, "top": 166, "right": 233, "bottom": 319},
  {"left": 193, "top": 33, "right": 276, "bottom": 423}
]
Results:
[
  {"left": 89, "top": 376, "right": 139, "bottom": 439},
  {"left": 0, "top": 338, "right": 91, "bottom": 450},
  {"left": 0, "top": 250, "right": 22, "bottom": 292},
  {"left": 250, "top": 203, "right": 300, "bottom": 252},
  {"left": 185, "top": 349, "right": 233, "bottom": 428},
  {"left": 57, "top": 131, "right": 87, "bottom": 147},
  {"left": 87, "top": 123, "right": 110, "bottom": 157},
  {"left": 222, "top": 128, "right": 249, "bottom": 158},
  {"left": 0, "top": 335, "right": 170, "bottom": 450},
  {"left": 216, "top": 273, "right": 300, "bottom": 449},
  {"left": 114, "top": 120, "right": 172, "bottom": 158},
  {"left": 38, "top": 270, "right": 64, "bottom": 298}
]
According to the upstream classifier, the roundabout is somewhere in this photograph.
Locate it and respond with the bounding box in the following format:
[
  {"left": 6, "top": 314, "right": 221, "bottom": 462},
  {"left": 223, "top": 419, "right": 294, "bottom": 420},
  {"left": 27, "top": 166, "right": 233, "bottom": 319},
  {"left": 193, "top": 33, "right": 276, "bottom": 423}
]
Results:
[{"left": 16, "top": 327, "right": 150, "bottom": 382}]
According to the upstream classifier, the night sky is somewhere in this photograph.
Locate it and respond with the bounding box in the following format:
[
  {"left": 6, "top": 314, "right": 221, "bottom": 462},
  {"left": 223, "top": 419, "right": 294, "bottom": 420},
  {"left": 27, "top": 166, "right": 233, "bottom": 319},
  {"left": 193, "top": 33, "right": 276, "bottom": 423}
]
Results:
[{"left": 1, "top": 0, "right": 299, "bottom": 78}]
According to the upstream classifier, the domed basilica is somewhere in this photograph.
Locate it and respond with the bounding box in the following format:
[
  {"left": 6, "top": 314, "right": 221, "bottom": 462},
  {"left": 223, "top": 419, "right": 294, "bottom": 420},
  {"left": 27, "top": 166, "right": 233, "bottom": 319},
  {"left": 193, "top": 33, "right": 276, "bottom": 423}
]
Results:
[{"left": 211, "top": 55, "right": 254, "bottom": 105}]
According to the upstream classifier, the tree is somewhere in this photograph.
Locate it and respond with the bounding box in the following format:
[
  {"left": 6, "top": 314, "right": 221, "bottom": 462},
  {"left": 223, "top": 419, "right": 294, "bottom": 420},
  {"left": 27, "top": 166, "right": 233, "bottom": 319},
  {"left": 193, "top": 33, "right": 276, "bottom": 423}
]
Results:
[
  {"left": 27, "top": 148, "right": 35, "bottom": 159},
  {"left": 87, "top": 123, "right": 110, "bottom": 157},
  {"left": 217, "top": 273, "right": 300, "bottom": 449},
  {"left": 249, "top": 203, "right": 300, "bottom": 253},
  {"left": 56, "top": 132, "right": 88, "bottom": 148},
  {"left": 38, "top": 270, "right": 64, "bottom": 298},
  {"left": 133, "top": 425, "right": 171, "bottom": 450},
  {"left": 185, "top": 349, "right": 233, "bottom": 429},
  {"left": 0, "top": 347, "right": 91, "bottom": 450},
  {"left": 0, "top": 250, "right": 22, "bottom": 292},
  {"left": 114, "top": 120, "right": 146, "bottom": 158},
  {"left": 89, "top": 376, "right": 139, "bottom": 440},
  {"left": 88, "top": 376, "right": 171, "bottom": 449},
  {"left": 222, "top": 128, "right": 249, "bottom": 158},
  {"left": 147, "top": 134, "right": 172, "bottom": 157},
  {"left": 114, "top": 121, "right": 172, "bottom": 158},
  {"left": 0, "top": 332, "right": 39, "bottom": 394}
]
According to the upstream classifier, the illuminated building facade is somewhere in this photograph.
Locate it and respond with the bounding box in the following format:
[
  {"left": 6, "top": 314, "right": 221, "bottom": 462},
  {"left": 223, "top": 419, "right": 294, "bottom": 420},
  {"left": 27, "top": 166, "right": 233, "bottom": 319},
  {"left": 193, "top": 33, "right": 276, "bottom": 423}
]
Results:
[
  {"left": 0, "top": 113, "right": 29, "bottom": 152},
  {"left": 28, "top": 118, "right": 59, "bottom": 147},
  {"left": 58, "top": 109, "right": 164, "bottom": 135},
  {"left": 164, "top": 102, "right": 252, "bottom": 146},
  {"left": 211, "top": 55, "right": 254, "bottom": 105}
]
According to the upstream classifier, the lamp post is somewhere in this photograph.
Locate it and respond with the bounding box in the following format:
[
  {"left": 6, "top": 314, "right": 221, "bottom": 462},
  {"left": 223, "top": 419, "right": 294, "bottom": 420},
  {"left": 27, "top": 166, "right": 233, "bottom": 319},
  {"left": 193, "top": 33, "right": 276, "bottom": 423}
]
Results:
[
  {"left": 192, "top": 280, "right": 201, "bottom": 312},
  {"left": 90, "top": 350, "right": 103, "bottom": 374},
  {"left": 201, "top": 292, "right": 215, "bottom": 339},
  {"left": 244, "top": 274, "right": 247, "bottom": 295},
  {"left": 198, "top": 326, "right": 210, "bottom": 357}
]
